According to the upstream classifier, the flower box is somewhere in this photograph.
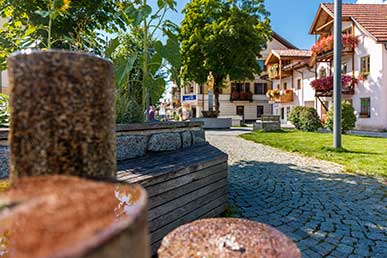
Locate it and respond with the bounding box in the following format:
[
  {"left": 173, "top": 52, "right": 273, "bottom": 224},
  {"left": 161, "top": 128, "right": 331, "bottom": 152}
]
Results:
[
  {"left": 311, "top": 34, "right": 359, "bottom": 58},
  {"left": 311, "top": 75, "right": 358, "bottom": 96},
  {"left": 267, "top": 89, "right": 293, "bottom": 103}
]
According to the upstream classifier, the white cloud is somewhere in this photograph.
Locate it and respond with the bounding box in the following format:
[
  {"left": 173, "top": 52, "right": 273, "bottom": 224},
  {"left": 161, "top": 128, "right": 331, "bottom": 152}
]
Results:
[{"left": 356, "top": 0, "right": 387, "bottom": 3}]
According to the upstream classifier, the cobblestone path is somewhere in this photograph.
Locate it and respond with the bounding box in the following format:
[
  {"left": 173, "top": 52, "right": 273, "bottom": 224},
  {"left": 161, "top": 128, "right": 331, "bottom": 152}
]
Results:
[{"left": 206, "top": 130, "right": 387, "bottom": 258}]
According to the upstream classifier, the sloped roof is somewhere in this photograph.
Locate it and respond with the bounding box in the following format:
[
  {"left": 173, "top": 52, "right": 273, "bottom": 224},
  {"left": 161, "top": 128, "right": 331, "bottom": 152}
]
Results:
[
  {"left": 265, "top": 49, "right": 311, "bottom": 66},
  {"left": 272, "top": 49, "right": 312, "bottom": 58},
  {"left": 272, "top": 32, "right": 298, "bottom": 49},
  {"left": 312, "top": 3, "right": 387, "bottom": 43}
]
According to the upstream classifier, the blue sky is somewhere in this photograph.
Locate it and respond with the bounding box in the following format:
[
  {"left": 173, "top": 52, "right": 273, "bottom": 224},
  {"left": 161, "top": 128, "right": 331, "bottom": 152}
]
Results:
[{"left": 150, "top": 0, "right": 381, "bottom": 50}]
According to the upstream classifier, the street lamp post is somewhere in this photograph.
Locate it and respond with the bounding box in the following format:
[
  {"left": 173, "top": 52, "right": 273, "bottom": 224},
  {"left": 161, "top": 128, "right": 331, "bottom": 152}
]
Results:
[{"left": 333, "top": 0, "right": 342, "bottom": 149}]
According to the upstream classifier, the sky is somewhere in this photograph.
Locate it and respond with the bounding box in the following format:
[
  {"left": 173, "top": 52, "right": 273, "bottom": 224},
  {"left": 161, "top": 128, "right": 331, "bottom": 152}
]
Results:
[{"left": 150, "top": 0, "right": 387, "bottom": 50}]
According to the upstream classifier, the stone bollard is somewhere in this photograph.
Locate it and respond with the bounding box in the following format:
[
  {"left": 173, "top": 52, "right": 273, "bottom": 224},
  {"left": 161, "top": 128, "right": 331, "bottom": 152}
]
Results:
[
  {"left": 158, "top": 218, "right": 301, "bottom": 258},
  {"left": 2, "top": 50, "right": 150, "bottom": 258},
  {"left": 7, "top": 50, "right": 116, "bottom": 180},
  {"left": 0, "top": 175, "right": 150, "bottom": 258}
]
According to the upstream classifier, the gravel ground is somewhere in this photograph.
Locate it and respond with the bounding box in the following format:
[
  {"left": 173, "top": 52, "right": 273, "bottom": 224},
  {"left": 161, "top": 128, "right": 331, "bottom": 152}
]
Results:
[{"left": 206, "top": 130, "right": 387, "bottom": 258}]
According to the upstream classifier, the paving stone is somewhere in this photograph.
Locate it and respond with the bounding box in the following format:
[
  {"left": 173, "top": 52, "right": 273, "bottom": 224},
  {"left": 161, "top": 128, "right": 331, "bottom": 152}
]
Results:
[{"left": 206, "top": 131, "right": 387, "bottom": 258}]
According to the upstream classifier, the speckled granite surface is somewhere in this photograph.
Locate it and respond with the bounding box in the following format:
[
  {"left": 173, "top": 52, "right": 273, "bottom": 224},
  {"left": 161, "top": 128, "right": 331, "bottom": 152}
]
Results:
[
  {"left": 7, "top": 50, "right": 116, "bottom": 180},
  {"left": 158, "top": 218, "right": 301, "bottom": 258}
]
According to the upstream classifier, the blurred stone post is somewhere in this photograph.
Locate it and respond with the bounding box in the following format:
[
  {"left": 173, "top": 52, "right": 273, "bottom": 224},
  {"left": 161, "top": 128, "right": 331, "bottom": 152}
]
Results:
[{"left": 7, "top": 50, "right": 116, "bottom": 180}]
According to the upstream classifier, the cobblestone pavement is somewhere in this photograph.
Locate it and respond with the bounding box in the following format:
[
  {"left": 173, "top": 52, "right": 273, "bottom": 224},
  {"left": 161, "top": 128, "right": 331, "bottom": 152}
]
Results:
[{"left": 206, "top": 130, "right": 387, "bottom": 258}]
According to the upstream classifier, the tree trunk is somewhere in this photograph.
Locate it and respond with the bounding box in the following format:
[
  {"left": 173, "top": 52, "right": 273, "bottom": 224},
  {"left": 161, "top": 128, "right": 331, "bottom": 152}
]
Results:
[{"left": 214, "top": 77, "right": 222, "bottom": 115}]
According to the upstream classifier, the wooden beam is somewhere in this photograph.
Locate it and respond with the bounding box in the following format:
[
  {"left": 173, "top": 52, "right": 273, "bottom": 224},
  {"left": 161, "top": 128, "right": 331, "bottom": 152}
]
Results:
[{"left": 316, "top": 19, "right": 334, "bottom": 32}]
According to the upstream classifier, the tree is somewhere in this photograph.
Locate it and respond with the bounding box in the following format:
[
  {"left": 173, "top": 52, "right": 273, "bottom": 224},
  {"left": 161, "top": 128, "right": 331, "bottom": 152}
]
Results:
[
  {"left": 107, "top": 0, "right": 181, "bottom": 122},
  {"left": 326, "top": 101, "right": 357, "bottom": 133},
  {"left": 180, "top": 0, "right": 271, "bottom": 114},
  {"left": 0, "top": 0, "right": 119, "bottom": 69}
]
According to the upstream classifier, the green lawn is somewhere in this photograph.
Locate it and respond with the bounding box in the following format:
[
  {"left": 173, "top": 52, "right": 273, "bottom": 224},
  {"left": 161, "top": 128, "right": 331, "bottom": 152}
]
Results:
[{"left": 241, "top": 130, "right": 387, "bottom": 178}]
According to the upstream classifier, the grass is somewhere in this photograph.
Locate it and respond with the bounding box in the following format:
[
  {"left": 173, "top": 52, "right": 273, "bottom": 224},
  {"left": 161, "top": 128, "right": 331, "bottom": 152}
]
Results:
[{"left": 241, "top": 130, "right": 387, "bottom": 178}]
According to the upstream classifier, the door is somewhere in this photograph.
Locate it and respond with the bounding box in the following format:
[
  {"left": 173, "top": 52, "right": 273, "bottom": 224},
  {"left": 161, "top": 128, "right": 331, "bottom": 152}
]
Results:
[{"left": 236, "top": 106, "right": 244, "bottom": 120}]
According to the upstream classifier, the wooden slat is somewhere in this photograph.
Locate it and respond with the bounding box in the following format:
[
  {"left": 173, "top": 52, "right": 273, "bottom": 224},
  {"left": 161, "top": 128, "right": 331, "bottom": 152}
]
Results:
[
  {"left": 149, "top": 167, "right": 227, "bottom": 209},
  {"left": 147, "top": 162, "right": 228, "bottom": 198},
  {"left": 117, "top": 144, "right": 227, "bottom": 183},
  {"left": 151, "top": 194, "right": 228, "bottom": 244},
  {"left": 150, "top": 185, "right": 227, "bottom": 232},
  {"left": 149, "top": 178, "right": 227, "bottom": 221}
]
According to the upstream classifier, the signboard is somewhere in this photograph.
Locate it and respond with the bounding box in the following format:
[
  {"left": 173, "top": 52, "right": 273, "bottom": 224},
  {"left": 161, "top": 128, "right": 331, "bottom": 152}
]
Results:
[{"left": 182, "top": 94, "right": 197, "bottom": 102}]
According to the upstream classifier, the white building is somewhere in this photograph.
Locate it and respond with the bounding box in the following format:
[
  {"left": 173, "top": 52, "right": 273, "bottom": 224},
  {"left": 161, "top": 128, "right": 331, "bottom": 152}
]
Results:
[
  {"left": 265, "top": 3, "right": 387, "bottom": 131},
  {"left": 179, "top": 32, "right": 297, "bottom": 123}
]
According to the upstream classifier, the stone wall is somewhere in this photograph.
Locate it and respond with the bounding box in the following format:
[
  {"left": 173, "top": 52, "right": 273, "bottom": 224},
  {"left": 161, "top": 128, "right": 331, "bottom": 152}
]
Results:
[{"left": 0, "top": 122, "right": 206, "bottom": 179}]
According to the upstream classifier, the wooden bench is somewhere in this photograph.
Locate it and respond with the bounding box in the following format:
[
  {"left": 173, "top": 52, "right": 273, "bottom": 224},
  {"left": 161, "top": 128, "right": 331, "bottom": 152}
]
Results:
[{"left": 116, "top": 143, "right": 228, "bottom": 254}]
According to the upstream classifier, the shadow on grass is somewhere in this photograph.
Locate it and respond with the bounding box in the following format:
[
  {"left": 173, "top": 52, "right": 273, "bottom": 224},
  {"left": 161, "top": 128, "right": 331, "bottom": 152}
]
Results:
[
  {"left": 227, "top": 160, "right": 387, "bottom": 255},
  {"left": 320, "top": 146, "right": 379, "bottom": 155}
]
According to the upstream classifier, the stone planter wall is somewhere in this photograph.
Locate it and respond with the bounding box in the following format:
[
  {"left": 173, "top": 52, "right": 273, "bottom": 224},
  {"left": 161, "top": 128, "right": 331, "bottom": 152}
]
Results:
[{"left": 0, "top": 122, "right": 205, "bottom": 179}]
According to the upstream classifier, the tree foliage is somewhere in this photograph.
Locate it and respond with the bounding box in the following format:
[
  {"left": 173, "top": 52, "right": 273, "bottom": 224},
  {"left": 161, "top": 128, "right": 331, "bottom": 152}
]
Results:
[
  {"left": 180, "top": 0, "right": 271, "bottom": 113},
  {"left": 0, "top": 0, "right": 119, "bottom": 69},
  {"left": 107, "top": 0, "right": 181, "bottom": 122}
]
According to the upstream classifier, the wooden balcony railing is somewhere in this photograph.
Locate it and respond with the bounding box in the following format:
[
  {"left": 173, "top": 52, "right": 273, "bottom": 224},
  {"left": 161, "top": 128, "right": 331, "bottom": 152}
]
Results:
[{"left": 267, "top": 89, "right": 294, "bottom": 103}]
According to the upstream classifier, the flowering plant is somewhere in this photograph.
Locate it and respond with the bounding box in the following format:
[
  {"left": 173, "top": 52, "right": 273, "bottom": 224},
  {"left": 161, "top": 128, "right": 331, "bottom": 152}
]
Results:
[
  {"left": 310, "top": 75, "right": 358, "bottom": 92},
  {"left": 240, "top": 92, "right": 248, "bottom": 100},
  {"left": 311, "top": 34, "right": 359, "bottom": 56},
  {"left": 266, "top": 89, "right": 281, "bottom": 98},
  {"left": 231, "top": 91, "right": 240, "bottom": 100}
]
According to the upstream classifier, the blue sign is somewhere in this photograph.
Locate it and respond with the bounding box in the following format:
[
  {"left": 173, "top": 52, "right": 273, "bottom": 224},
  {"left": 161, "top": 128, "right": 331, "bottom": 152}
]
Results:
[{"left": 182, "top": 95, "right": 197, "bottom": 102}]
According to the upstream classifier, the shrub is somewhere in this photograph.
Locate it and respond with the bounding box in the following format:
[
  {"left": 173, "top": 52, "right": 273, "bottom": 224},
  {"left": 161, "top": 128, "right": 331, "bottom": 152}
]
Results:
[
  {"left": 289, "top": 106, "right": 322, "bottom": 132},
  {"left": 116, "top": 93, "right": 144, "bottom": 124},
  {"left": 0, "top": 94, "right": 9, "bottom": 127},
  {"left": 288, "top": 106, "right": 305, "bottom": 130},
  {"left": 326, "top": 101, "right": 357, "bottom": 133},
  {"left": 299, "top": 107, "right": 322, "bottom": 132}
]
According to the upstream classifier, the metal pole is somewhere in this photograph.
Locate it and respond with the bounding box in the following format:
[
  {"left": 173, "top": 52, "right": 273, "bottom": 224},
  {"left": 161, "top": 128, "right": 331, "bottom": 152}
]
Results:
[{"left": 333, "top": 0, "right": 342, "bottom": 149}]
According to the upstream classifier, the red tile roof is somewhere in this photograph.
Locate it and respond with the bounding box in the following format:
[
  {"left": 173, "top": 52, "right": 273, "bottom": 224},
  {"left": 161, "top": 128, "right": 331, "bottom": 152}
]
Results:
[{"left": 323, "top": 3, "right": 387, "bottom": 42}]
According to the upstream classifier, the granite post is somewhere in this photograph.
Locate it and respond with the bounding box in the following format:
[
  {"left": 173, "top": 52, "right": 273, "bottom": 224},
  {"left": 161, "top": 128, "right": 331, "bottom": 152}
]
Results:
[{"left": 7, "top": 50, "right": 116, "bottom": 180}]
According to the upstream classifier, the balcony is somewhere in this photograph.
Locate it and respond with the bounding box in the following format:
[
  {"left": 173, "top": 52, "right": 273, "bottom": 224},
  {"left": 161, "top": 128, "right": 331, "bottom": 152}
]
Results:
[
  {"left": 311, "top": 75, "right": 357, "bottom": 97},
  {"left": 266, "top": 89, "right": 294, "bottom": 103},
  {"left": 311, "top": 34, "right": 358, "bottom": 62},
  {"left": 230, "top": 91, "right": 253, "bottom": 102}
]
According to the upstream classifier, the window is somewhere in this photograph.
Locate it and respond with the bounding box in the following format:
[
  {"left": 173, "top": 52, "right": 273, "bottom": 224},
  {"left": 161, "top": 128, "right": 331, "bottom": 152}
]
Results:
[
  {"left": 360, "top": 98, "right": 371, "bottom": 118},
  {"left": 342, "top": 63, "right": 348, "bottom": 74},
  {"left": 236, "top": 83, "right": 243, "bottom": 93},
  {"left": 360, "top": 56, "right": 370, "bottom": 75},
  {"left": 281, "top": 108, "right": 285, "bottom": 120},
  {"left": 236, "top": 106, "right": 244, "bottom": 117},
  {"left": 257, "top": 105, "right": 264, "bottom": 117},
  {"left": 247, "top": 84, "right": 251, "bottom": 92},
  {"left": 283, "top": 82, "right": 287, "bottom": 90},
  {"left": 319, "top": 67, "right": 327, "bottom": 78},
  {"left": 297, "top": 79, "right": 302, "bottom": 90},
  {"left": 254, "top": 83, "right": 268, "bottom": 95}
]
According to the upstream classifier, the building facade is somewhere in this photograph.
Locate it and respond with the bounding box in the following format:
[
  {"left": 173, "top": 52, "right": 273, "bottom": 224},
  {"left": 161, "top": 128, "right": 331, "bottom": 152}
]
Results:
[
  {"left": 179, "top": 33, "right": 297, "bottom": 123},
  {"left": 265, "top": 3, "right": 387, "bottom": 131}
]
